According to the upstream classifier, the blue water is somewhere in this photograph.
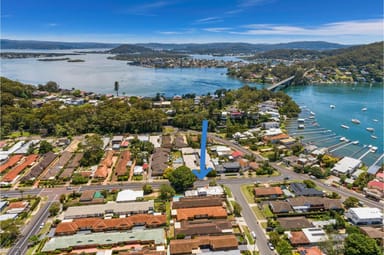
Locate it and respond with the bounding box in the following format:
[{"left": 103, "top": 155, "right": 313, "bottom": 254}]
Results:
[
  {"left": 1, "top": 51, "right": 383, "bottom": 165},
  {"left": 284, "top": 83, "right": 383, "bottom": 166}
]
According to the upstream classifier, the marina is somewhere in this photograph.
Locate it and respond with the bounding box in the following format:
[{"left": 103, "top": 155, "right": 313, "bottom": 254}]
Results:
[{"left": 286, "top": 104, "right": 383, "bottom": 167}]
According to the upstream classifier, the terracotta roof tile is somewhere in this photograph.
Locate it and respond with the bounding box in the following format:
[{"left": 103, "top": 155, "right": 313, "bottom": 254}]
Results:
[
  {"left": 176, "top": 206, "right": 227, "bottom": 221},
  {"left": 254, "top": 187, "right": 283, "bottom": 197},
  {"left": 289, "top": 231, "right": 310, "bottom": 245}
]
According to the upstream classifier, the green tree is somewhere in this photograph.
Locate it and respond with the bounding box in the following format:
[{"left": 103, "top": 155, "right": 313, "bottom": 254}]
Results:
[
  {"left": 142, "top": 184, "right": 153, "bottom": 195},
  {"left": 343, "top": 196, "right": 359, "bottom": 209},
  {"left": 276, "top": 239, "right": 293, "bottom": 255},
  {"left": 344, "top": 233, "right": 381, "bottom": 255},
  {"left": 232, "top": 201, "right": 242, "bottom": 217},
  {"left": 303, "top": 180, "right": 316, "bottom": 188},
  {"left": 114, "top": 81, "right": 119, "bottom": 97},
  {"left": 49, "top": 202, "right": 60, "bottom": 216},
  {"left": 159, "top": 184, "right": 175, "bottom": 200},
  {"left": 168, "top": 166, "right": 196, "bottom": 193},
  {"left": 80, "top": 134, "right": 104, "bottom": 166},
  {"left": 38, "top": 140, "right": 53, "bottom": 154}
]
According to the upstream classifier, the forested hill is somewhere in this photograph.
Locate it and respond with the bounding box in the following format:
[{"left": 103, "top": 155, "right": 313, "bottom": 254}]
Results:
[{"left": 316, "top": 41, "right": 383, "bottom": 68}]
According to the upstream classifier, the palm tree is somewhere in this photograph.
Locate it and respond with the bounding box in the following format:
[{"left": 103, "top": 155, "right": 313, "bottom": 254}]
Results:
[{"left": 114, "top": 81, "right": 119, "bottom": 97}]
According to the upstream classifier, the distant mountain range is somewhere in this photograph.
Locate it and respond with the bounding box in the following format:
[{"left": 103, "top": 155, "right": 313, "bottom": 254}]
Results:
[
  {"left": 0, "top": 39, "right": 120, "bottom": 50},
  {"left": 1, "top": 39, "right": 350, "bottom": 53}
]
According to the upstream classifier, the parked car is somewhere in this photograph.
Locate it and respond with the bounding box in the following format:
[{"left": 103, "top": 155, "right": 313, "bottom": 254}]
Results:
[{"left": 268, "top": 242, "right": 275, "bottom": 250}]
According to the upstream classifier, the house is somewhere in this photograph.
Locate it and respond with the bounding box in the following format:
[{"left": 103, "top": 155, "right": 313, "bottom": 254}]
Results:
[
  {"left": 213, "top": 146, "right": 232, "bottom": 156},
  {"left": 367, "top": 181, "right": 384, "bottom": 192},
  {"left": 80, "top": 190, "right": 96, "bottom": 202},
  {"left": 288, "top": 231, "right": 310, "bottom": 246},
  {"left": 134, "top": 165, "right": 144, "bottom": 175},
  {"left": 116, "top": 189, "right": 144, "bottom": 202},
  {"left": 359, "top": 227, "right": 384, "bottom": 244},
  {"left": 42, "top": 229, "right": 165, "bottom": 253},
  {"left": 262, "top": 121, "right": 280, "bottom": 129},
  {"left": 151, "top": 148, "right": 170, "bottom": 177},
  {"left": 302, "top": 228, "right": 328, "bottom": 243},
  {"left": 346, "top": 207, "right": 383, "bottom": 225},
  {"left": 376, "top": 172, "right": 384, "bottom": 182},
  {"left": 287, "top": 197, "right": 325, "bottom": 212},
  {"left": 63, "top": 201, "right": 154, "bottom": 219},
  {"left": 55, "top": 214, "right": 166, "bottom": 235},
  {"left": 290, "top": 183, "right": 323, "bottom": 197},
  {"left": 277, "top": 217, "right": 313, "bottom": 230},
  {"left": 331, "top": 157, "right": 361, "bottom": 175},
  {"left": 173, "top": 206, "right": 227, "bottom": 221},
  {"left": 263, "top": 133, "right": 290, "bottom": 144},
  {"left": 184, "top": 186, "right": 224, "bottom": 197},
  {"left": 254, "top": 187, "right": 283, "bottom": 198},
  {"left": 297, "top": 246, "right": 324, "bottom": 255},
  {"left": 231, "top": 151, "right": 243, "bottom": 158},
  {"left": 6, "top": 201, "right": 29, "bottom": 214},
  {"left": 222, "top": 162, "right": 240, "bottom": 172},
  {"left": 172, "top": 197, "right": 223, "bottom": 209},
  {"left": 174, "top": 219, "right": 232, "bottom": 237},
  {"left": 169, "top": 235, "right": 239, "bottom": 255},
  {"left": 269, "top": 201, "right": 293, "bottom": 214},
  {"left": 111, "top": 136, "right": 124, "bottom": 145}
]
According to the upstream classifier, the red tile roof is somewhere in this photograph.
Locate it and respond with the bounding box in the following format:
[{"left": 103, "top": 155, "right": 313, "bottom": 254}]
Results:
[
  {"left": 368, "top": 181, "right": 384, "bottom": 190},
  {"left": 170, "top": 235, "right": 238, "bottom": 255},
  {"left": 231, "top": 151, "right": 243, "bottom": 158},
  {"left": 0, "top": 155, "right": 23, "bottom": 173},
  {"left": 55, "top": 214, "right": 166, "bottom": 235},
  {"left": 297, "top": 246, "right": 323, "bottom": 255},
  {"left": 94, "top": 165, "right": 108, "bottom": 178},
  {"left": 289, "top": 231, "right": 310, "bottom": 245},
  {"left": 176, "top": 206, "right": 227, "bottom": 221},
  {"left": 254, "top": 187, "right": 283, "bottom": 197},
  {"left": 8, "top": 201, "right": 28, "bottom": 209},
  {"left": 2, "top": 154, "right": 38, "bottom": 182}
]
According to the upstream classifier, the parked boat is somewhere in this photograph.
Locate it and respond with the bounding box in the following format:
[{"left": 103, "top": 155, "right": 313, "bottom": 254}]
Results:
[
  {"left": 352, "top": 140, "right": 359, "bottom": 145},
  {"left": 330, "top": 104, "right": 335, "bottom": 109},
  {"left": 310, "top": 111, "right": 316, "bottom": 115},
  {"left": 341, "top": 124, "right": 350, "bottom": 129},
  {"left": 371, "top": 135, "right": 377, "bottom": 139},
  {"left": 361, "top": 107, "right": 367, "bottom": 111},
  {"left": 366, "top": 127, "right": 375, "bottom": 132},
  {"left": 340, "top": 137, "right": 347, "bottom": 141},
  {"left": 351, "top": 119, "right": 360, "bottom": 124},
  {"left": 298, "top": 124, "right": 305, "bottom": 129},
  {"left": 370, "top": 146, "right": 378, "bottom": 152},
  {"left": 373, "top": 119, "right": 378, "bottom": 122}
]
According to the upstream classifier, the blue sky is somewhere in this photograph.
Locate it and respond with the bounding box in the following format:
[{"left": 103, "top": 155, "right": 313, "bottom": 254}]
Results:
[{"left": 1, "top": 0, "right": 383, "bottom": 44}]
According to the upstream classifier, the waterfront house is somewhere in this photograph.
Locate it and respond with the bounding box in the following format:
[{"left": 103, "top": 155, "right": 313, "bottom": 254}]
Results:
[{"left": 331, "top": 157, "right": 361, "bottom": 176}]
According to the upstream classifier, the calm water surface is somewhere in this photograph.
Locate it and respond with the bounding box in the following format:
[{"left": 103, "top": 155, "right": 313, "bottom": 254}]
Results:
[{"left": 1, "top": 51, "right": 383, "bottom": 165}]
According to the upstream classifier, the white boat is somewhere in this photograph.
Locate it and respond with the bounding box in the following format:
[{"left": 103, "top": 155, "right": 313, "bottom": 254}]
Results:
[
  {"left": 371, "top": 135, "right": 377, "bottom": 139},
  {"left": 309, "top": 116, "right": 315, "bottom": 119},
  {"left": 366, "top": 127, "right": 375, "bottom": 132},
  {"left": 351, "top": 119, "right": 360, "bottom": 124},
  {"left": 361, "top": 107, "right": 367, "bottom": 111},
  {"left": 297, "top": 118, "right": 305, "bottom": 123},
  {"left": 330, "top": 104, "right": 335, "bottom": 109},
  {"left": 298, "top": 124, "right": 305, "bottom": 129},
  {"left": 340, "top": 137, "right": 347, "bottom": 141},
  {"left": 310, "top": 111, "right": 316, "bottom": 115},
  {"left": 373, "top": 119, "right": 378, "bottom": 122},
  {"left": 352, "top": 140, "right": 359, "bottom": 145},
  {"left": 341, "top": 124, "right": 350, "bottom": 129},
  {"left": 370, "top": 146, "right": 378, "bottom": 152}
]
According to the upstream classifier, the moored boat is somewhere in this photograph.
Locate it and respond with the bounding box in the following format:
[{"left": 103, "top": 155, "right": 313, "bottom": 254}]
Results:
[
  {"left": 352, "top": 140, "right": 359, "bottom": 145},
  {"left": 361, "top": 107, "right": 367, "bottom": 111},
  {"left": 371, "top": 135, "right": 377, "bottom": 139},
  {"left": 351, "top": 119, "right": 360, "bottom": 124},
  {"left": 366, "top": 127, "right": 374, "bottom": 132},
  {"left": 341, "top": 124, "right": 349, "bottom": 129},
  {"left": 330, "top": 104, "right": 335, "bottom": 109}
]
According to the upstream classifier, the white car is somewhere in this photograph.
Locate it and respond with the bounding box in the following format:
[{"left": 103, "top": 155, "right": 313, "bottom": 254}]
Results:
[
  {"left": 251, "top": 231, "right": 256, "bottom": 238},
  {"left": 268, "top": 242, "right": 275, "bottom": 250}
]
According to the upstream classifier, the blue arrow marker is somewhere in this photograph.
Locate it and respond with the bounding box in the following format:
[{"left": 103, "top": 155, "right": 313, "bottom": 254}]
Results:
[{"left": 192, "top": 119, "right": 212, "bottom": 180}]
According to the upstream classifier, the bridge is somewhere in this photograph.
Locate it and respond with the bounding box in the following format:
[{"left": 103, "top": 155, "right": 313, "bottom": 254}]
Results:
[
  {"left": 267, "top": 75, "right": 295, "bottom": 91},
  {"left": 267, "top": 68, "right": 315, "bottom": 91}
]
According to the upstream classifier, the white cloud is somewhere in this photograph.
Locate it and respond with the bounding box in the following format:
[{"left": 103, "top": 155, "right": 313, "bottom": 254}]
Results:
[
  {"left": 123, "top": 1, "right": 174, "bottom": 16},
  {"left": 194, "top": 16, "right": 223, "bottom": 24},
  {"left": 203, "top": 27, "right": 232, "bottom": 32},
  {"left": 47, "top": 23, "right": 58, "bottom": 27},
  {"left": 237, "top": 0, "right": 273, "bottom": 8},
  {"left": 233, "top": 19, "right": 384, "bottom": 36}
]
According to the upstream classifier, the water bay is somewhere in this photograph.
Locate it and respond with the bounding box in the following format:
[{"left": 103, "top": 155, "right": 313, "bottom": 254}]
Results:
[{"left": 1, "top": 51, "right": 382, "bottom": 165}]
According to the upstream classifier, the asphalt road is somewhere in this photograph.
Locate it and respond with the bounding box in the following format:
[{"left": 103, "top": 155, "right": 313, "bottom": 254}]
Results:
[
  {"left": 229, "top": 183, "right": 274, "bottom": 255},
  {"left": 8, "top": 196, "right": 57, "bottom": 255}
]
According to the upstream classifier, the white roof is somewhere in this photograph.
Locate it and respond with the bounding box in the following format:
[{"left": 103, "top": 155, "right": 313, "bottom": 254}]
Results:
[
  {"left": 264, "top": 128, "right": 282, "bottom": 136},
  {"left": 348, "top": 207, "right": 383, "bottom": 220},
  {"left": 302, "top": 228, "right": 328, "bottom": 243},
  {"left": 116, "top": 189, "right": 144, "bottom": 202},
  {"left": 133, "top": 166, "right": 143, "bottom": 174},
  {"left": 215, "top": 146, "right": 231, "bottom": 153},
  {"left": 0, "top": 214, "right": 18, "bottom": 222},
  {"left": 332, "top": 157, "right": 361, "bottom": 174},
  {"left": 149, "top": 136, "right": 161, "bottom": 148},
  {"left": 137, "top": 135, "right": 149, "bottom": 142}
]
